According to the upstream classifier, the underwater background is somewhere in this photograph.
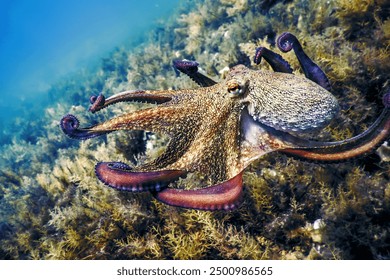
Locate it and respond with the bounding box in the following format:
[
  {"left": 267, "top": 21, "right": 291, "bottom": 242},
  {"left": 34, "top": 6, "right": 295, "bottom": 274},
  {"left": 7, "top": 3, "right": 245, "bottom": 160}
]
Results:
[{"left": 0, "top": 0, "right": 389, "bottom": 260}]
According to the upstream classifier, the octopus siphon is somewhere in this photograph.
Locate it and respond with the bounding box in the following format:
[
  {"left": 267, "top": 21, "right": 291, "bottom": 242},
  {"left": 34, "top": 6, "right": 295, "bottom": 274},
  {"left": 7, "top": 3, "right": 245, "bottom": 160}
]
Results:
[{"left": 60, "top": 32, "right": 390, "bottom": 211}]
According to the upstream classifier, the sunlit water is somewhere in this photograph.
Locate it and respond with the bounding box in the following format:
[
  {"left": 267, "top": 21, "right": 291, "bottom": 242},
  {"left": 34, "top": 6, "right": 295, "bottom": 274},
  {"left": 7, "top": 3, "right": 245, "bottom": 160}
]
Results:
[{"left": 0, "top": 0, "right": 180, "bottom": 136}]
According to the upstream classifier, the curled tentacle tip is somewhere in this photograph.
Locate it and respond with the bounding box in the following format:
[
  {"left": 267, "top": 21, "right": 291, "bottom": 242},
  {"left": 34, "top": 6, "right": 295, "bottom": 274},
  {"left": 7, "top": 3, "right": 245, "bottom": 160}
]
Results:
[
  {"left": 173, "top": 59, "right": 199, "bottom": 74},
  {"left": 89, "top": 93, "right": 105, "bottom": 113},
  {"left": 60, "top": 114, "right": 80, "bottom": 135},
  {"left": 90, "top": 95, "right": 97, "bottom": 104},
  {"left": 253, "top": 47, "right": 264, "bottom": 64},
  {"left": 383, "top": 92, "right": 390, "bottom": 108},
  {"left": 277, "top": 32, "right": 296, "bottom": 53},
  {"left": 60, "top": 114, "right": 104, "bottom": 140},
  {"left": 173, "top": 59, "right": 199, "bottom": 67}
]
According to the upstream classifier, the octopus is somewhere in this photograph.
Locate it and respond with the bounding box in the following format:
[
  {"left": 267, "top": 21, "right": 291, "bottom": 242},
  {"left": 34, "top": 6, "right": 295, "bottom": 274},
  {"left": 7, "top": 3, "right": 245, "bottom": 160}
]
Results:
[{"left": 60, "top": 32, "right": 390, "bottom": 211}]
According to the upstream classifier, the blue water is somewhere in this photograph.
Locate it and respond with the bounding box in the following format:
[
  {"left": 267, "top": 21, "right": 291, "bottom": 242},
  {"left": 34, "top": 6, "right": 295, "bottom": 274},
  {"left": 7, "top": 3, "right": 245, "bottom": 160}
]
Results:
[{"left": 0, "top": 0, "right": 179, "bottom": 132}]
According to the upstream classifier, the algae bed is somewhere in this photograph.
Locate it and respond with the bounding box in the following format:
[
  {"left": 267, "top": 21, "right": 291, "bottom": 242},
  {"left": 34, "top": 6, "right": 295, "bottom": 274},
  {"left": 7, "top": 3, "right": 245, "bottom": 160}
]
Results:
[{"left": 0, "top": 0, "right": 389, "bottom": 260}]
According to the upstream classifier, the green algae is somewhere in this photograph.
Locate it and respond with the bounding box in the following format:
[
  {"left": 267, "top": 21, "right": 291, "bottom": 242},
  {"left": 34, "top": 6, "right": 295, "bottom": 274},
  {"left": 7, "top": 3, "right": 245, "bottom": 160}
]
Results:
[{"left": 0, "top": 0, "right": 389, "bottom": 260}]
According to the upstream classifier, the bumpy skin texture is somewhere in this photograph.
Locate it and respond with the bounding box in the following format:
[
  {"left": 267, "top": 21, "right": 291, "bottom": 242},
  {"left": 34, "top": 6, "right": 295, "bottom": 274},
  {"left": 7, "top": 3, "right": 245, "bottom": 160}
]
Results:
[
  {"left": 60, "top": 33, "right": 390, "bottom": 210},
  {"left": 233, "top": 65, "right": 338, "bottom": 132}
]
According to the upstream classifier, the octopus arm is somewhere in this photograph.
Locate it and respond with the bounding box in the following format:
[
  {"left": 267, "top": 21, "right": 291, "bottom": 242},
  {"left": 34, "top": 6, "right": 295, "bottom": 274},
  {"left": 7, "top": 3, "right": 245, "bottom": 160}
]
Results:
[
  {"left": 277, "top": 32, "right": 331, "bottom": 91},
  {"left": 89, "top": 90, "right": 176, "bottom": 113},
  {"left": 254, "top": 46, "right": 293, "bottom": 74},
  {"left": 281, "top": 103, "right": 390, "bottom": 161},
  {"left": 95, "top": 162, "right": 186, "bottom": 192},
  {"left": 173, "top": 59, "right": 217, "bottom": 87},
  {"left": 61, "top": 105, "right": 184, "bottom": 140},
  {"left": 152, "top": 172, "right": 244, "bottom": 211}
]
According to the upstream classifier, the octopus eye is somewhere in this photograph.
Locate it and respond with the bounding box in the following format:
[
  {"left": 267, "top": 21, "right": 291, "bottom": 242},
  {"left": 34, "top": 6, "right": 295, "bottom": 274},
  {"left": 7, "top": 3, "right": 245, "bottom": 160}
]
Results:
[{"left": 227, "top": 80, "right": 247, "bottom": 97}]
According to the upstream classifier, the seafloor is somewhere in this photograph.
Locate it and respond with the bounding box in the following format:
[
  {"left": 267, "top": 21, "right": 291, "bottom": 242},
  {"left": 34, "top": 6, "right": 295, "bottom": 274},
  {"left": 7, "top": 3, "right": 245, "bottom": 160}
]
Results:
[{"left": 0, "top": 0, "right": 389, "bottom": 259}]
